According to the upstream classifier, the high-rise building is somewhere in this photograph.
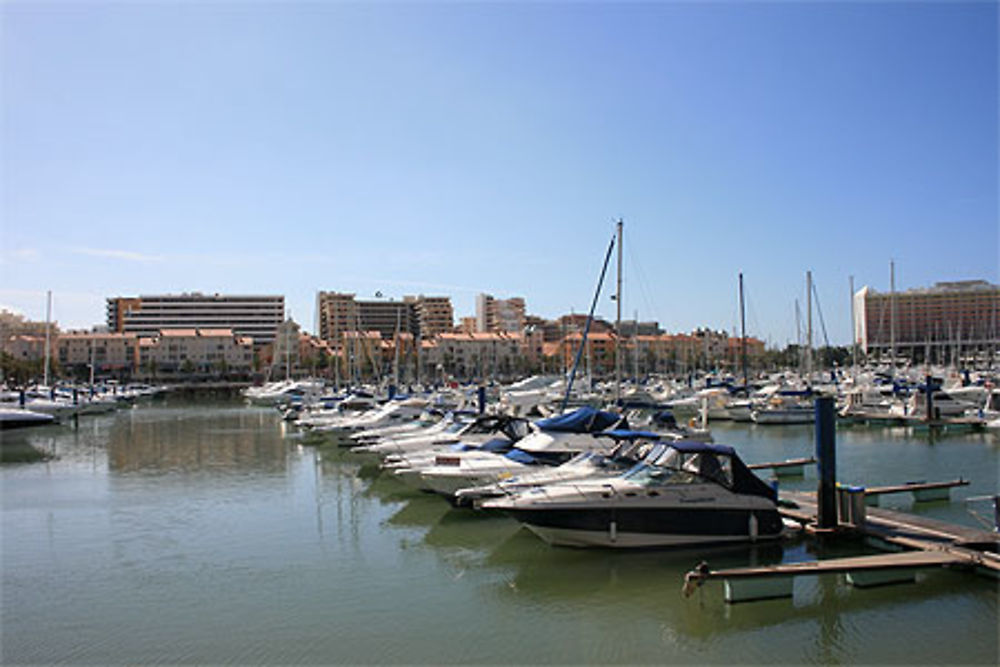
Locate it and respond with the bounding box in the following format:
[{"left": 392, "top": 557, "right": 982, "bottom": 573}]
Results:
[
  {"left": 316, "top": 292, "right": 452, "bottom": 346},
  {"left": 854, "top": 280, "right": 1000, "bottom": 362},
  {"left": 410, "top": 295, "right": 454, "bottom": 338},
  {"left": 475, "top": 293, "right": 526, "bottom": 333},
  {"left": 315, "top": 292, "right": 359, "bottom": 347},
  {"left": 106, "top": 293, "right": 285, "bottom": 346}
]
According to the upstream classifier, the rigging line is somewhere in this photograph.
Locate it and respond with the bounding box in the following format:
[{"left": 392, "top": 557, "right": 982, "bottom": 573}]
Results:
[
  {"left": 811, "top": 280, "right": 832, "bottom": 349},
  {"left": 562, "top": 234, "right": 616, "bottom": 413},
  {"left": 624, "top": 229, "right": 659, "bottom": 327}
]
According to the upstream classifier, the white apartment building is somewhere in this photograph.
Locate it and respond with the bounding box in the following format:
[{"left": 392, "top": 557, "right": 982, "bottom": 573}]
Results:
[
  {"left": 475, "top": 294, "right": 526, "bottom": 333},
  {"left": 107, "top": 293, "right": 284, "bottom": 346}
]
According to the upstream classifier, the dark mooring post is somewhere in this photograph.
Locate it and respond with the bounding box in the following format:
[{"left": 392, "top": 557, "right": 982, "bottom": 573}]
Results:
[
  {"left": 815, "top": 396, "right": 837, "bottom": 530},
  {"left": 925, "top": 374, "right": 935, "bottom": 421},
  {"left": 477, "top": 385, "right": 486, "bottom": 415}
]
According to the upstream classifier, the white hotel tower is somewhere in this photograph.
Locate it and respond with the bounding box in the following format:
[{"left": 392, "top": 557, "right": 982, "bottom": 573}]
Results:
[{"left": 106, "top": 293, "right": 285, "bottom": 346}]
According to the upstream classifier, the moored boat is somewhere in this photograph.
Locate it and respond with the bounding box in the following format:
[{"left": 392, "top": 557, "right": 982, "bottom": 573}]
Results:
[{"left": 481, "top": 441, "right": 783, "bottom": 548}]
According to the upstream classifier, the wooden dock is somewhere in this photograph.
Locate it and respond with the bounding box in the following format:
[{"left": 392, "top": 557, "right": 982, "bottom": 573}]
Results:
[
  {"left": 748, "top": 457, "right": 816, "bottom": 477},
  {"left": 685, "top": 490, "right": 999, "bottom": 603},
  {"left": 864, "top": 478, "right": 969, "bottom": 504},
  {"left": 839, "top": 411, "right": 987, "bottom": 431}
]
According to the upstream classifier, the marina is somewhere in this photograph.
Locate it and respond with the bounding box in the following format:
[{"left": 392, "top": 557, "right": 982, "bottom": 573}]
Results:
[{"left": 2, "top": 393, "right": 997, "bottom": 664}]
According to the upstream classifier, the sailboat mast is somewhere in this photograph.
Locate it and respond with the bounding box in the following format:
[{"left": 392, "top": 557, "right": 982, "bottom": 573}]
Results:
[
  {"left": 806, "top": 271, "right": 814, "bottom": 379},
  {"left": 890, "top": 260, "right": 896, "bottom": 369},
  {"left": 633, "top": 309, "right": 639, "bottom": 383},
  {"left": 44, "top": 290, "right": 51, "bottom": 387},
  {"left": 739, "top": 273, "right": 747, "bottom": 388},
  {"left": 614, "top": 219, "right": 623, "bottom": 404},
  {"left": 850, "top": 275, "right": 860, "bottom": 372},
  {"left": 393, "top": 307, "right": 401, "bottom": 389}
]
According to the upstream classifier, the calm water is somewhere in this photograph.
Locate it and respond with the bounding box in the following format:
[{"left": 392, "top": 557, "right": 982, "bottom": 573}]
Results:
[{"left": 2, "top": 399, "right": 998, "bottom": 665}]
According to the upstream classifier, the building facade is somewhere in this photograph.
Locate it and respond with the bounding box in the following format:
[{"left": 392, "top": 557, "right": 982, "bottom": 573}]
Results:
[
  {"left": 57, "top": 332, "right": 140, "bottom": 377},
  {"left": 316, "top": 292, "right": 452, "bottom": 346},
  {"left": 409, "top": 296, "right": 454, "bottom": 338},
  {"left": 422, "top": 332, "right": 524, "bottom": 380},
  {"left": 138, "top": 329, "right": 255, "bottom": 376},
  {"left": 107, "top": 294, "right": 284, "bottom": 347},
  {"left": 475, "top": 294, "right": 526, "bottom": 333},
  {"left": 854, "top": 280, "right": 1000, "bottom": 363}
]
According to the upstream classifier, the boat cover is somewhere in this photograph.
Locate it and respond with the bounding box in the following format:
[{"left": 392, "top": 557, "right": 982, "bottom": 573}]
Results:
[
  {"left": 504, "top": 448, "right": 538, "bottom": 464},
  {"left": 535, "top": 406, "right": 621, "bottom": 433},
  {"left": 598, "top": 429, "right": 661, "bottom": 441},
  {"left": 669, "top": 441, "right": 776, "bottom": 501}
]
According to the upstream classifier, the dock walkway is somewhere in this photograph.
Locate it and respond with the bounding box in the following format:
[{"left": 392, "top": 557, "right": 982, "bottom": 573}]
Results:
[{"left": 685, "top": 490, "right": 999, "bottom": 602}]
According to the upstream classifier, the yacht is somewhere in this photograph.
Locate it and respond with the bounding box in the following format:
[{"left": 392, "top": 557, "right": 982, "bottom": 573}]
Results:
[
  {"left": 301, "top": 397, "right": 428, "bottom": 435},
  {"left": 372, "top": 413, "right": 522, "bottom": 461},
  {"left": 455, "top": 431, "right": 663, "bottom": 507},
  {"left": 481, "top": 441, "right": 783, "bottom": 548},
  {"left": 408, "top": 406, "right": 624, "bottom": 498},
  {"left": 387, "top": 415, "right": 532, "bottom": 485},
  {"left": 751, "top": 389, "right": 817, "bottom": 425}
]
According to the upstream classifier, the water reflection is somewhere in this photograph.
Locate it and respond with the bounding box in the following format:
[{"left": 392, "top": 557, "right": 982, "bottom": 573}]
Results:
[
  {"left": 107, "top": 406, "right": 288, "bottom": 474},
  {"left": 4, "top": 402, "right": 998, "bottom": 665}
]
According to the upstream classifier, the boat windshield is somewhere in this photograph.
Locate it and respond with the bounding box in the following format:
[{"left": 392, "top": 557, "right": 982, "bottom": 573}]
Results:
[{"left": 627, "top": 450, "right": 734, "bottom": 488}]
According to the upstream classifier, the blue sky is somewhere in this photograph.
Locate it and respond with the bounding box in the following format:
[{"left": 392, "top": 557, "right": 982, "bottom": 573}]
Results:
[{"left": 2, "top": 1, "right": 997, "bottom": 347}]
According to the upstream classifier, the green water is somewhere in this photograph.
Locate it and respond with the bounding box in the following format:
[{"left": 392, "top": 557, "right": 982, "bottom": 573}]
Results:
[{"left": 2, "top": 400, "right": 997, "bottom": 665}]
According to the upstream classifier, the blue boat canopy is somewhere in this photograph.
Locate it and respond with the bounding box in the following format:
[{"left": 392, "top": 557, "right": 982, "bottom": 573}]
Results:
[
  {"left": 669, "top": 440, "right": 736, "bottom": 456},
  {"left": 598, "top": 429, "right": 661, "bottom": 441},
  {"left": 504, "top": 448, "right": 537, "bottom": 465},
  {"left": 535, "top": 406, "right": 622, "bottom": 433}
]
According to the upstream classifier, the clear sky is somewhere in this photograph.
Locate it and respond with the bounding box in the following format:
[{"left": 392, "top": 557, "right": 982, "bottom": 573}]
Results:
[{"left": 2, "top": 1, "right": 997, "bottom": 347}]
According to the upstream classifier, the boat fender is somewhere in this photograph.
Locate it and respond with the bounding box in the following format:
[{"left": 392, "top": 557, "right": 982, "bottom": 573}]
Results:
[
  {"left": 749, "top": 513, "right": 759, "bottom": 542},
  {"left": 609, "top": 520, "right": 617, "bottom": 543}
]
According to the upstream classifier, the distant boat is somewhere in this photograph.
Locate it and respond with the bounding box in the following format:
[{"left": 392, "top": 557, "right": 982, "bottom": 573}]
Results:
[{"left": 751, "top": 389, "right": 817, "bottom": 425}]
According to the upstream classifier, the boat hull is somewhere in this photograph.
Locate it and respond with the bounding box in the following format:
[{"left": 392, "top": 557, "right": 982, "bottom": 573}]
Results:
[
  {"left": 503, "top": 506, "right": 783, "bottom": 549},
  {"left": 751, "top": 409, "right": 815, "bottom": 425}
]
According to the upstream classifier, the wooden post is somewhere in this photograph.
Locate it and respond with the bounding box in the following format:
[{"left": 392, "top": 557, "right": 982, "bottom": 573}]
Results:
[
  {"left": 815, "top": 396, "right": 837, "bottom": 530},
  {"left": 925, "top": 374, "right": 934, "bottom": 421}
]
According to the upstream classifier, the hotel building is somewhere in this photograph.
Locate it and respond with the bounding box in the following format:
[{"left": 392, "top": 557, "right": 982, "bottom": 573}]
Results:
[
  {"left": 475, "top": 294, "right": 526, "bottom": 333},
  {"left": 854, "top": 280, "right": 1000, "bottom": 362},
  {"left": 107, "top": 293, "right": 285, "bottom": 347},
  {"left": 315, "top": 292, "right": 453, "bottom": 346}
]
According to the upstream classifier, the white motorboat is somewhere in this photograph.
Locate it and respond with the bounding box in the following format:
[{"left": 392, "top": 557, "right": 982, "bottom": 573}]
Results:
[
  {"left": 751, "top": 389, "right": 817, "bottom": 425},
  {"left": 408, "top": 406, "right": 624, "bottom": 498},
  {"left": 360, "top": 413, "right": 485, "bottom": 459},
  {"left": 302, "top": 398, "right": 428, "bottom": 435},
  {"left": 386, "top": 415, "right": 531, "bottom": 481},
  {"left": 243, "top": 379, "right": 326, "bottom": 405},
  {"left": 903, "top": 385, "right": 979, "bottom": 419},
  {"left": 481, "top": 441, "right": 783, "bottom": 548},
  {"left": 455, "top": 430, "right": 664, "bottom": 507}
]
